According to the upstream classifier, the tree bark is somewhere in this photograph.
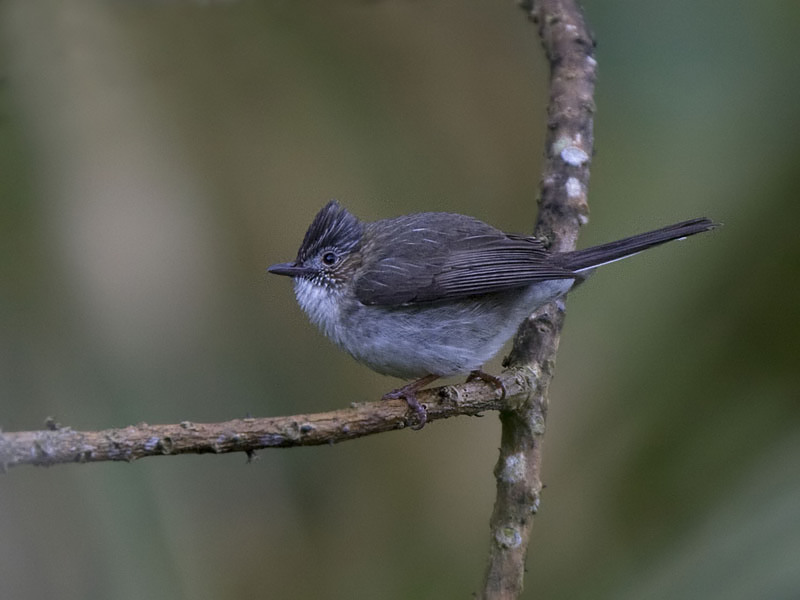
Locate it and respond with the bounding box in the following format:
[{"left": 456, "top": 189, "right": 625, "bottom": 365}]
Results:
[{"left": 479, "top": 1, "right": 596, "bottom": 598}]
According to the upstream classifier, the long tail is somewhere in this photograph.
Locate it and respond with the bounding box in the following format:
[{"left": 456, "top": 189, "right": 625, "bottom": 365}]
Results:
[{"left": 561, "top": 217, "right": 718, "bottom": 272}]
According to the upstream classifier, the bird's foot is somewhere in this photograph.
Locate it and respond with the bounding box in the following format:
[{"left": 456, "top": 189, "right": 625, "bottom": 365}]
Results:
[
  {"left": 466, "top": 369, "right": 507, "bottom": 400},
  {"left": 382, "top": 374, "right": 439, "bottom": 430}
]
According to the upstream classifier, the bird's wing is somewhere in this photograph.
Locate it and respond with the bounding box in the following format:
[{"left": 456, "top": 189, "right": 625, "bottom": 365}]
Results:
[{"left": 354, "top": 214, "right": 576, "bottom": 306}]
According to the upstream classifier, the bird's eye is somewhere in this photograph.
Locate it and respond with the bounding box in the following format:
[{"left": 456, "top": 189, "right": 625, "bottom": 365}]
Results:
[{"left": 321, "top": 252, "right": 338, "bottom": 266}]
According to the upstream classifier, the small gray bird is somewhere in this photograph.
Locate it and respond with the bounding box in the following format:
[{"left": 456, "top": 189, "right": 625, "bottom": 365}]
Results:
[{"left": 269, "top": 201, "right": 716, "bottom": 427}]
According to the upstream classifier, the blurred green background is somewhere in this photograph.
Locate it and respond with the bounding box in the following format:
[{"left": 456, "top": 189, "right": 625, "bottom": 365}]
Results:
[{"left": 1, "top": 1, "right": 798, "bottom": 599}]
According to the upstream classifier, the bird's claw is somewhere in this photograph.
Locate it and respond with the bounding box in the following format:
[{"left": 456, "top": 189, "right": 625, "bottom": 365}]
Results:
[{"left": 382, "top": 388, "right": 428, "bottom": 430}]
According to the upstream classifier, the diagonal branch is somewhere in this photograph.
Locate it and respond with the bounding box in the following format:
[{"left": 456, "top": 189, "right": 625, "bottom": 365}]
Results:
[{"left": 479, "top": 1, "right": 596, "bottom": 598}]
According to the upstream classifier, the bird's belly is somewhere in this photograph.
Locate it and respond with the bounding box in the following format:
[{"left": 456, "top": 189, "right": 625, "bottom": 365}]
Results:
[{"left": 334, "top": 280, "right": 574, "bottom": 379}]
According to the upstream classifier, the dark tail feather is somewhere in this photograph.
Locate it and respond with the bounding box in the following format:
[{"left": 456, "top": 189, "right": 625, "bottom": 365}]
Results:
[{"left": 561, "top": 217, "right": 718, "bottom": 272}]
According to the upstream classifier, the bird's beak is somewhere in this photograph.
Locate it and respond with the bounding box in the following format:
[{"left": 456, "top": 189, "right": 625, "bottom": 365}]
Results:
[{"left": 267, "top": 262, "right": 314, "bottom": 278}]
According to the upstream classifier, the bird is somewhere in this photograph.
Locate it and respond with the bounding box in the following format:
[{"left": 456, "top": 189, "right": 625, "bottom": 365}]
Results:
[{"left": 269, "top": 201, "right": 716, "bottom": 427}]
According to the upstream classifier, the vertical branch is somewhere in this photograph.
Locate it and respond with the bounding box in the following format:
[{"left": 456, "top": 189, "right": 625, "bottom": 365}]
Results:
[{"left": 479, "top": 1, "right": 596, "bottom": 598}]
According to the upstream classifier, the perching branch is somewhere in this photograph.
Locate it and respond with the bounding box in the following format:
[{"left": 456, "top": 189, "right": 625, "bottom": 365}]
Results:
[
  {"left": 479, "top": 1, "right": 595, "bottom": 599},
  {"left": 0, "top": 369, "right": 536, "bottom": 469}
]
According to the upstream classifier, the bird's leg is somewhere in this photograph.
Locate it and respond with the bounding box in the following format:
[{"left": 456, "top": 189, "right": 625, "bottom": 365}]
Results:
[
  {"left": 382, "top": 374, "right": 440, "bottom": 430},
  {"left": 466, "top": 369, "right": 507, "bottom": 400}
]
